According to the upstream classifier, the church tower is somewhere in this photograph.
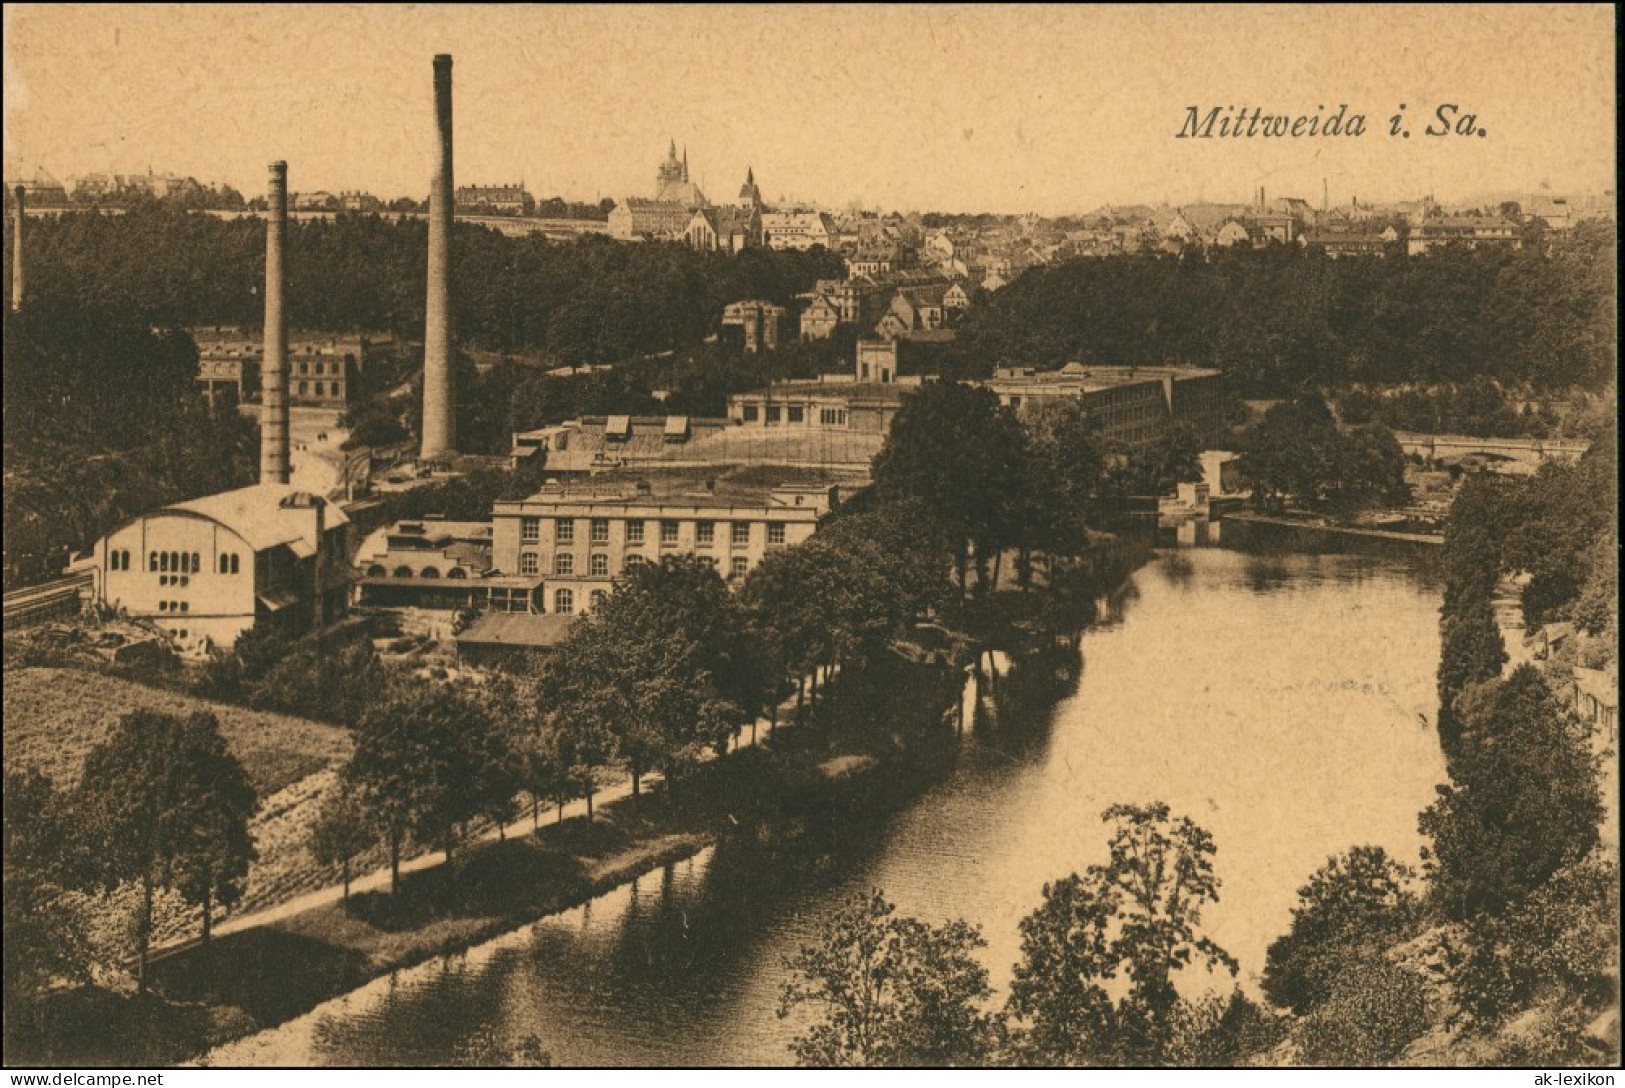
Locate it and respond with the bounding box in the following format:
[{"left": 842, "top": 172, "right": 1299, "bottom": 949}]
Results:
[
  {"left": 657, "top": 139, "right": 684, "bottom": 190},
  {"left": 738, "top": 167, "right": 762, "bottom": 208}
]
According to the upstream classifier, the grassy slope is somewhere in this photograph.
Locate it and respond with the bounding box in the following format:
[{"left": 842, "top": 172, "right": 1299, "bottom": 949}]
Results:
[
  {"left": 4, "top": 666, "right": 356, "bottom": 946},
  {"left": 3, "top": 666, "right": 351, "bottom": 795}
]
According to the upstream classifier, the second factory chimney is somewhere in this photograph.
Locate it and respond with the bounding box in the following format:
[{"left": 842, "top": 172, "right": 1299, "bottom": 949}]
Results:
[
  {"left": 11, "top": 185, "right": 24, "bottom": 312},
  {"left": 420, "top": 53, "right": 456, "bottom": 459},
  {"left": 260, "top": 161, "right": 290, "bottom": 485}
]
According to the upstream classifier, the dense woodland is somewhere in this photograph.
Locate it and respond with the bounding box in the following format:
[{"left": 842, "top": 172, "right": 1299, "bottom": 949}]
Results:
[
  {"left": 943, "top": 223, "right": 1616, "bottom": 393},
  {"left": 2, "top": 303, "right": 258, "bottom": 588},
  {"left": 1, "top": 206, "right": 843, "bottom": 365}
]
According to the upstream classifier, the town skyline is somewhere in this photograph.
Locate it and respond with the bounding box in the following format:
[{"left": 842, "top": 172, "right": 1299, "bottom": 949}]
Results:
[{"left": 4, "top": 4, "right": 1616, "bottom": 216}]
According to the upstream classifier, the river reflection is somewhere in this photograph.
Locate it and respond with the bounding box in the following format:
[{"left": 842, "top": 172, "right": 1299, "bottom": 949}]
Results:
[{"left": 207, "top": 549, "right": 1446, "bottom": 1067}]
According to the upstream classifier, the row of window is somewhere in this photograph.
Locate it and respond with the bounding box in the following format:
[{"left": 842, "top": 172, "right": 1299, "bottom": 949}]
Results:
[
  {"left": 124, "top": 550, "right": 240, "bottom": 575},
  {"left": 550, "top": 587, "right": 609, "bottom": 615},
  {"left": 156, "top": 600, "right": 191, "bottom": 613},
  {"left": 520, "top": 552, "right": 753, "bottom": 579},
  {"left": 740, "top": 404, "right": 808, "bottom": 424},
  {"left": 295, "top": 381, "right": 341, "bottom": 397},
  {"left": 520, "top": 518, "right": 772, "bottom": 547},
  {"left": 366, "top": 565, "right": 471, "bottom": 580},
  {"left": 296, "top": 360, "right": 342, "bottom": 376}
]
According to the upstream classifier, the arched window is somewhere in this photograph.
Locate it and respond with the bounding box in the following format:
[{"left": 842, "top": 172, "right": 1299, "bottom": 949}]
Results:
[
  {"left": 589, "top": 589, "right": 607, "bottom": 609},
  {"left": 191, "top": 552, "right": 201, "bottom": 573},
  {"left": 220, "top": 553, "right": 230, "bottom": 574},
  {"left": 366, "top": 565, "right": 386, "bottom": 577},
  {"left": 554, "top": 588, "right": 574, "bottom": 615},
  {"left": 151, "top": 552, "right": 159, "bottom": 572},
  {"left": 446, "top": 567, "right": 468, "bottom": 579},
  {"left": 589, "top": 554, "right": 609, "bottom": 577},
  {"left": 420, "top": 567, "right": 441, "bottom": 579},
  {"left": 554, "top": 554, "right": 574, "bottom": 576},
  {"left": 623, "top": 554, "right": 645, "bottom": 572},
  {"left": 170, "top": 552, "right": 180, "bottom": 573},
  {"left": 230, "top": 554, "right": 240, "bottom": 575},
  {"left": 180, "top": 601, "right": 190, "bottom": 613},
  {"left": 160, "top": 552, "right": 169, "bottom": 572},
  {"left": 158, "top": 600, "right": 169, "bottom": 612},
  {"left": 393, "top": 565, "right": 414, "bottom": 578}
]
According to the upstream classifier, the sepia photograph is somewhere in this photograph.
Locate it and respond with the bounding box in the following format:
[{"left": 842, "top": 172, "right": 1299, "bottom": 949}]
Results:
[{"left": 2, "top": 3, "right": 1618, "bottom": 1075}]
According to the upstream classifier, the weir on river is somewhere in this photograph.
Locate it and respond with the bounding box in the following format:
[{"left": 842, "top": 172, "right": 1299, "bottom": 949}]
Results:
[{"left": 206, "top": 548, "right": 1447, "bottom": 1067}]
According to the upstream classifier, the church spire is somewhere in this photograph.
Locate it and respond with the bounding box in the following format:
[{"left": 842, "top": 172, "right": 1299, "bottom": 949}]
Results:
[{"left": 682, "top": 145, "right": 690, "bottom": 182}]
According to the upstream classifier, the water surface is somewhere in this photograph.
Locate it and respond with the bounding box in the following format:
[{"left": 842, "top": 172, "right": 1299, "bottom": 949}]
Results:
[{"left": 209, "top": 549, "right": 1446, "bottom": 1067}]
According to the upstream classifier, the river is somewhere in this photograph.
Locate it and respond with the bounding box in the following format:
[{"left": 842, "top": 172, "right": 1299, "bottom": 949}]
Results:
[{"left": 206, "top": 548, "right": 1447, "bottom": 1067}]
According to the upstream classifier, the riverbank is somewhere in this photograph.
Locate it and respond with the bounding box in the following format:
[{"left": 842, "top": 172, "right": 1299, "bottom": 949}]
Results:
[{"left": 6, "top": 651, "right": 967, "bottom": 1067}]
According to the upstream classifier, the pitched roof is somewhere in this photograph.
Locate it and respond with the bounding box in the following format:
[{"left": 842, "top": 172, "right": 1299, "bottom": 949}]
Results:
[{"left": 457, "top": 612, "right": 576, "bottom": 650}]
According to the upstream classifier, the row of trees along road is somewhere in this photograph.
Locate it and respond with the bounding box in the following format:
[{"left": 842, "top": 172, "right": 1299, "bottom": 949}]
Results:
[
  {"left": 305, "top": 501, "right": 961, "bottom": 899},
  {"left": 4, "top": 711, "right": 257, "bottom": 999}
]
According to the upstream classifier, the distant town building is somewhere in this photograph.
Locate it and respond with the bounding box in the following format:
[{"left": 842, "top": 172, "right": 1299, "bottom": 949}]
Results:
[
  {"left": 722, "top": 300, "right": 788, "bottom": 353},
  {"left": 6, "top": 168, "right": 70, "bottom": 208},
  {"left": 1301, "top": 231, "right": 1388, "bottom": 258},
  {"left": 609, "top": 197, "right": 694, "bottom": 240},
  {"left": 727, "top": 340, "right": 927, "bottom": 436},
  {"left": 292, "top": 191, "right": 339, "bottom": 212},
  {"left": 762, "top": 210, "right": 837, "bottom": 251},
  {"left": 686, "top": 204, "right": 761, "bottom": 253},
  {"left": 339, "top": 190, "right": 383, "bottom": 212},
  {"left": 799, "top": 295, "right": 842, "bottom": 340},
  {"left": 653, "top": 141, "right": 708, "bottom": 208},
  {"left": 72, "top": 483, "right": 351, "bottom": 653},
  {"left": 190, "top": 328, "right": 387, "bottom": 408},
  {"left": 511, "top": 414, "right": 733, "bottom": 474},
  {"left": 977, "top": 363, "right": 1226, "bottom": 451},
  {"left": 455, "top": 183, "right": 534, "bottom": 216},
  {"left": 1214, "top": 220, "right": 1251, "bottom": 247},
  {"left": 737, "top": 166, "right": 764, "bottom": 209},
  {"left": 1406, "top": 216, "right": 1522, "bottom": 255}
]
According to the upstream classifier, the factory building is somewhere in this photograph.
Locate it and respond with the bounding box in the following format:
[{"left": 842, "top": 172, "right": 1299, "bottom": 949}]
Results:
[
  {"left": 75, "top": 483, "right": 351, "bottom": 654},
  {"left": 489, "top": 475, "right": 837, "bottom": 617}
]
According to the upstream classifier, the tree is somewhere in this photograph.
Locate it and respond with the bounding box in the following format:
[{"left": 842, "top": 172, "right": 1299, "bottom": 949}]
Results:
[
  {"left": 169, "top": 713, "right": 259, "bottom": 942},
  {"left": 1120, "top": 421, "right": 1205, "bottom": 499},
  {"left": 309, "top": 782, "right": 373, "bottom": 899},
  {"left": 1242, "top": 393, "right": 1407, "bottom": 516},
  {"left": 778, "top": 889, "right": 1000, "bottom": 1067},
  {"left": 78, "top": 710, "right": 256, "bottom": 988},
  {"left": 347, "top": 685, "right": 514, "bottom": 886},
  {"left": 1295, "top": 958, "right": 1430, "bottom": 1066},
  {"left": 1005, "top": 803, "right": 1238, "bottom": 1064},
  {"left": 1262, "top": 846, "right": 1420, "bottom": 1015},
  {"left": 872, "top": 382, "right": 1028, "bottom": 594},
  {"left": 1006, "top": 874, "right": 1118, "bottom": 1064},
  {"left": 4, "top": 769, "right": 95, "bottom": 1007},
  {"left": 1419, "top": 666, "right": 1602, "bottom": 921},
  {"left": 1435, "top": 591, "right": 1507, "bottom": 748},
  {"left": 539, "top": 556, "right": 760, "bottom": 802}
]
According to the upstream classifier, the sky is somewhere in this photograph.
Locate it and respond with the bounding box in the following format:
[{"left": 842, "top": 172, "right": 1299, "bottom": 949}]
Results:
[{"left": 3, "top": 4, "right": 1617, "bottom": 215}]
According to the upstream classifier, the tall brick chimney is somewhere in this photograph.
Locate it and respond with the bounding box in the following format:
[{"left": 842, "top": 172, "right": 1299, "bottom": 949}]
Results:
[
  {"left": 420, "top": 53, "right": 456, "bottom": 459},
  {"left": 260, "top": 162, "right": 291, "bottom": 485},
  {"left": 11, "top": 185, "right": 23, "bottom": 312}
]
